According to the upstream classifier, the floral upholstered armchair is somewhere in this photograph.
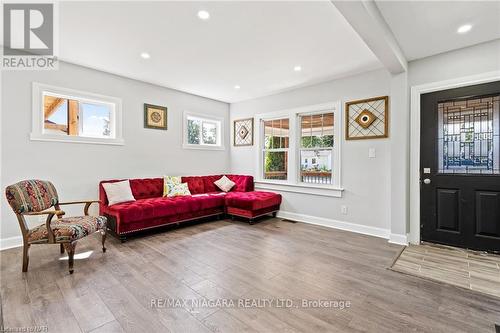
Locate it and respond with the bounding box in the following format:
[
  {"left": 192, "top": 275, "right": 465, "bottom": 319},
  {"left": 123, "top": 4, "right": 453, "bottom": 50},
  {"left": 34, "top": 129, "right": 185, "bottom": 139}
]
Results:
[{"left": 5, "top": 180, "right": 107, "bottom": 274}]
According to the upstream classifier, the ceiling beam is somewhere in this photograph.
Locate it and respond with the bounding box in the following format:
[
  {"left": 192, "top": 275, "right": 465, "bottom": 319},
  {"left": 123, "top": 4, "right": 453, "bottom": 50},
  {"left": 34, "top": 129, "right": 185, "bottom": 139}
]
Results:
[{"left": 332, "top": 0, "right": 407, "bottom": 74}]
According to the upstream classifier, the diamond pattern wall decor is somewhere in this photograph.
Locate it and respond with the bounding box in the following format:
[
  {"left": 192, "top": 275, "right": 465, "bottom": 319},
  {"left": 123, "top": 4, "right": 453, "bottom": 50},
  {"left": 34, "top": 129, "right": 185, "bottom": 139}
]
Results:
[
  {"left": 345, "top": 96, "right": 389, "bottom": 140},
  {"left": 234, "top": 118, "right": 254, "bottom": 146}
]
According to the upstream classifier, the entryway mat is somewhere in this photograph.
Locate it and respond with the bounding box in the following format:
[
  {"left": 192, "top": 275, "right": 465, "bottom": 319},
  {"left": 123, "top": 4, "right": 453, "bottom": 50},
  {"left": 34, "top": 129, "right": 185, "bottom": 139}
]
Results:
[{"left": 390, "top": 243, "right": 500, "bottom": 298}]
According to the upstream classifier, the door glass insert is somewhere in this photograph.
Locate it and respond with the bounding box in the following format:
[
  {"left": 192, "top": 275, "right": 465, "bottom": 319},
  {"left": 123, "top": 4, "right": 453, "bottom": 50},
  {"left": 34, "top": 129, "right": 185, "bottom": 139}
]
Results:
[{"left": 438, "top": 95, "right": 500, "bottom": 174}]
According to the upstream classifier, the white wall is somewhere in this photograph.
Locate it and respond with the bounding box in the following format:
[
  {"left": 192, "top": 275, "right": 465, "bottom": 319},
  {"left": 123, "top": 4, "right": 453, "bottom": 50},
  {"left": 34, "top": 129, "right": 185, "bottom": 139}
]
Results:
[
  {"left": 1, "top": 62, "right": 230, "bottom": 247},
  {"left": 409, "top": 39, "right": 500, "bottom": 86},
  {"left": 230, "top": 69, "right": 394, "bottom": 237}
]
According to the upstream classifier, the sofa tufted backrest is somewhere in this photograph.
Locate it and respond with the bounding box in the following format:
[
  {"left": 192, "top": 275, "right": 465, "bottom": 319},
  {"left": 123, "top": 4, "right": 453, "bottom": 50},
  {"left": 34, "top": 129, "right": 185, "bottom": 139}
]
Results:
[
  {"left": 202, "top": 175, "right": 223, "bottom": 193},
  {"left": 99, "top": 175, "right": 254, "bottom": 210},
  {"left": 99, "top": 178, "right": 163, "bottom": 206},
  {"left": 129, "top": 178, "right": 164, "bottom": 199},
  {"left": 226, "top": 175, "right": 254, "bottom": 192},
  {"left": 180, "top": 176, "right": 210, "bottom": 195}
]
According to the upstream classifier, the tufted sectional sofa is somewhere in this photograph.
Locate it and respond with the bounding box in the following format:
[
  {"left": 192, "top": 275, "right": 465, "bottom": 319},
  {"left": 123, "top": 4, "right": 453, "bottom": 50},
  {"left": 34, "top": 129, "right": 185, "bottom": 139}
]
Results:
[{"left": 99, "top": 175, "right": 281, "bottom": 241}]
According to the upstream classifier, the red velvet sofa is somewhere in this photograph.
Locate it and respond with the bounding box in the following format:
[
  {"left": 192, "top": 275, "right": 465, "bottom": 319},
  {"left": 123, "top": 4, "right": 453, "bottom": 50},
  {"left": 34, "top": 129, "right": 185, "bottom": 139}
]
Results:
[{"left": 99, "top": 175, "right": 281, "bottom": 241}]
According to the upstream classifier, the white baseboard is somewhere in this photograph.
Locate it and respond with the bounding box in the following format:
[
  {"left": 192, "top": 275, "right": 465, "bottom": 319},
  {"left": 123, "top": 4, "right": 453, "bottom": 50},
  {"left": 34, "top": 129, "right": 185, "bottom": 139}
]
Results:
[
  {"left": 0, "top": 213, "right": 403, "bottom": 250},
  {"left": 277, "top": 211, "right": 390, "bottom": 240},
  {"left": 388, "top": 233, "right": 409, "bottom": 245},
  {"left": 0, "top": 236, "right": 23, "bottom": 251}
]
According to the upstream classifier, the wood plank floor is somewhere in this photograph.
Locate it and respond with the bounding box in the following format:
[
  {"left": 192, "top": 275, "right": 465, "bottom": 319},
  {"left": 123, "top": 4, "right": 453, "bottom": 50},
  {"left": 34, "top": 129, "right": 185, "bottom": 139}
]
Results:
[{"left": 1, "top": 218, "right": 500, "bottom": 333}]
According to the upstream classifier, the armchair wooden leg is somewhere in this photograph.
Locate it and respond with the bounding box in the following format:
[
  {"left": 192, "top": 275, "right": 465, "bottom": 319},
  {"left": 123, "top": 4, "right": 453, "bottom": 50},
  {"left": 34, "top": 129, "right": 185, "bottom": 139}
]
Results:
[
  {"left": 101, "top": 228, "right": 107, "bottom": 253},
  {"left": 22, "top": 243, "right": 30, "bottom": 272},
  {"left": 63, "top": 242, "right": 76, "bottom": 274},
  {"left": 60, "top": 243, "right": 64, "bottom": 254}
]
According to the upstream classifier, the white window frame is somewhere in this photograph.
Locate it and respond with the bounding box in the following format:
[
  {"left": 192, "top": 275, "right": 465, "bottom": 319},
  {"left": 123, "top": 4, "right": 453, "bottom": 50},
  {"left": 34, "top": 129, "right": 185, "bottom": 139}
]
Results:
[
  {"left": 183, "top": 111, "right": 225, "bottom": 150},
  {"left": 31, "top": 82, "right": 124, "bottom": 145},
  {"left": 297, "top": 110, "right": 335, "bottom": 186},
  {"left": 261, "top": 117, "right": 290, "bottom": 181},
  {"left": 254, "top": 101, "right": 343, "bottom": 197}
]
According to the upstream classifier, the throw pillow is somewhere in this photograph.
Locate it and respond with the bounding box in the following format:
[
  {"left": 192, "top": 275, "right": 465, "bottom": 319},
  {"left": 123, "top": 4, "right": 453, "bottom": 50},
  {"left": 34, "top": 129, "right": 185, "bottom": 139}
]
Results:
[
  {"left": 214, "top": 175, "right": 235, "bottom": 192},
  {"left": 163, "top": 176, "right": 181, "bottom": 197},
  {"left": 167, "top": 183, "right": 191, "bottom": 197},
  {"left": 102, "top": 180, "right": 136, "bottom": 206}
]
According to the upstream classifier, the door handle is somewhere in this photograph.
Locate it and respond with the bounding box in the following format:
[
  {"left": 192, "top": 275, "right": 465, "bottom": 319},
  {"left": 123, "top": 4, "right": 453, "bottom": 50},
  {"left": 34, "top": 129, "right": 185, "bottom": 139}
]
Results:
[{"left": 423, "top": 178, "right": 431, "bottom": 185}]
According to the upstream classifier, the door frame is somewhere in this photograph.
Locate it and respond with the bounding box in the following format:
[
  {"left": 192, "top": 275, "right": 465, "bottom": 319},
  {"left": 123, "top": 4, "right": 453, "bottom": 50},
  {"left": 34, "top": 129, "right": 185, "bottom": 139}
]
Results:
[{"left": 409, "top": 70, "right": 500, "bottom": 245}]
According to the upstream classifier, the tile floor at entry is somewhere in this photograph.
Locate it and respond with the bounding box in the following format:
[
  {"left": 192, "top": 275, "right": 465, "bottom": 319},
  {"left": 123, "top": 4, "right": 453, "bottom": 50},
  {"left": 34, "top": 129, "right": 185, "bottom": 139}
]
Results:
[{"left": 391, "top": 242, "right": 500, "bottom": 298}]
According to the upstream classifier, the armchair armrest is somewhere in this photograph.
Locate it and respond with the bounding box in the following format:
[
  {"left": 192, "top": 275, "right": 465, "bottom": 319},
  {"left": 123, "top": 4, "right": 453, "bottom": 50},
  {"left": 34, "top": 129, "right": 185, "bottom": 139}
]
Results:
[
  {"left": 23, "top": 210, "right": 65, "bottom": 216},
  {"left": 23, "top": 210, "right": 64, "bottom": 243},
  {"left": 58, "top": 200, "right": 100, "bottom": 216}
]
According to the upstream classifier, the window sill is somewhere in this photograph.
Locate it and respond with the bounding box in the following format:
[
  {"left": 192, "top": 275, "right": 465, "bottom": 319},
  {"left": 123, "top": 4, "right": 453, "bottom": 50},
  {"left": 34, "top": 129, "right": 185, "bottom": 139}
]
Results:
[
  {"left": 255, "top": 181, "right": 344, "bottom": 198},
  {"left": 30, "top": 133, "right": 124, "bottom": 146},
  {"left": 182, "top": 143, "right": 225, "bottom": 151}
]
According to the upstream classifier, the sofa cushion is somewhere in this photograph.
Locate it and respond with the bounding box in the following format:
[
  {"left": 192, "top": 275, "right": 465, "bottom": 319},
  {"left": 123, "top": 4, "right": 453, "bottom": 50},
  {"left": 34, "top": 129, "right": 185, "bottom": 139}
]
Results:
[
  {"left": 226, "top": 175, "right": 254, "bottom": 192},
  {"left": 225, "top": 191, "right": 281, "bottom": 211},
  {"left": 181, "top": 176, "right": 205, "bottom": 194},
  {"left": 129, "top": 178, "right": 164, "bottom": 200},
  {"left": 107, "top": 194, "right": 225, "bottom": 224},
  {"left": 203, "top": 175, "right": 223, "bottom": 193}
]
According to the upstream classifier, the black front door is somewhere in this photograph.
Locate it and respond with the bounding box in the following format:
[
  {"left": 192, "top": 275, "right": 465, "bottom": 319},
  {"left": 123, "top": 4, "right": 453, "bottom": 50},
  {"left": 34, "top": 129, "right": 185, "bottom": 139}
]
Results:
[{"left": 420, "top": 81, "right": 500, "bottom": 252}]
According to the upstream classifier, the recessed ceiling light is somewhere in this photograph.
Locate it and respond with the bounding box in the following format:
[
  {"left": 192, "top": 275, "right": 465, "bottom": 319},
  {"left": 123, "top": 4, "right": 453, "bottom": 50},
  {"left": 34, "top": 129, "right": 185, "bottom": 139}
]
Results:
[
  {"left": 457, "top": 24, "right": 472, "bottom": 34},
  {"left": 197, "top": 10, "right": 210, "bottom": 20},
  {"left": 294, "top": 65, "right": 302, "bottom": 72},
  {"left": 234, "top": 85, "right": 241, "bottom": 90},
  {"left": 140, "top": 52, "right": 150, "bottom": 59}
]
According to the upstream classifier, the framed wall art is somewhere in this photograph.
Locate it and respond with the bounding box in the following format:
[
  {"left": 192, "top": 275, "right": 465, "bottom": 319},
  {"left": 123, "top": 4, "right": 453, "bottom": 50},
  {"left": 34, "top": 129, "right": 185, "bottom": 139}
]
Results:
[
  {"left": 144, "top": 103, "right": 168, "bottom": 130},
  {"left": 233, "top": 118, "right": 254, "bottom": 146},
  {"left": 345, "top": 96, "right": 388, "bottom": 140}
]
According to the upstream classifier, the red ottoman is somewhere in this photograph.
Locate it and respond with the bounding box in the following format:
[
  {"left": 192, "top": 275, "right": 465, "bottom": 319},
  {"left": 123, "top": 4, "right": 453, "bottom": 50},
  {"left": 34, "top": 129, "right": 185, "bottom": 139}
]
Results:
[{"left": 225, "top": 191, "right": 282, "bottom": 224}]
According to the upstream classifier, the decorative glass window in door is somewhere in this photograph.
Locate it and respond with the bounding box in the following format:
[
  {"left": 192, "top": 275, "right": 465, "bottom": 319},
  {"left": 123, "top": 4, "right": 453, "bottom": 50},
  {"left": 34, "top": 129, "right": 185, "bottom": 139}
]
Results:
[{"left": 438, "top": 95, "right": 499, "bottom": 174}]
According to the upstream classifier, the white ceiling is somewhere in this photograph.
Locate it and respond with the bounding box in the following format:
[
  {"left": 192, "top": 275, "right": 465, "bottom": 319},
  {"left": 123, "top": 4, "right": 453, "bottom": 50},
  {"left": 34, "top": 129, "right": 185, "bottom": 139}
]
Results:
[
  {"left": 376, "top": 0, "right": 500, "bottom": 61},
  {"left": 59, "top": 1, "right": 381, "bottom": 103}
]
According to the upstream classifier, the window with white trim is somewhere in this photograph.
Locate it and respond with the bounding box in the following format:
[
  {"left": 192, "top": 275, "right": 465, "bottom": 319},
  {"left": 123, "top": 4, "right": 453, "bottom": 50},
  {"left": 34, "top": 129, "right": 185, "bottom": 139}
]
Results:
[
  {"left": 299, "top": 112, "right": 334, "bottom": 185},
  {"left": 256, "top": 102, "right": 342, "bottom": 195},
  {"left": 31, "top": 83, "right": 123, "bottom": 145},
  {"left": 262, "top": 118, "right": 289, "bottom": 180},
  {"left": 183, "top": 112, "right": 224, "bottom": 150}
]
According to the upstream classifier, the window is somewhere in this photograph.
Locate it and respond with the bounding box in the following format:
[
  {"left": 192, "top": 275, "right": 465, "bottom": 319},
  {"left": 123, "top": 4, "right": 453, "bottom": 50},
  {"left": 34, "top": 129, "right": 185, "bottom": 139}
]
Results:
[
  {"left": 299, "top": 113, "right": 334, "bottom": 184},
  {"left": 262, "top": 118, "right": 289, "bottom": 180},
  {"left": 438, "top": 95, "right": 499, "bottom": 174},
  {"left": 31, "top": 83, "right": 123, "bottom": 145},
  {"left": 256, "top": 102, "right": 342, "bottom": 196},
  {"left": 183, "top": 112, "right": 224, "bottom": 150}
]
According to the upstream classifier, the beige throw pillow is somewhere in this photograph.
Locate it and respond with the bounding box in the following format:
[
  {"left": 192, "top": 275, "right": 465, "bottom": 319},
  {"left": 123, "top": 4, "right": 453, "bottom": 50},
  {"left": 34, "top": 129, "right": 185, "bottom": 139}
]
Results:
[
  {"left": 102, "top": 180, "right": 136, "bottom": 206},
  {"left": 214, "top": 176, "right": 235, "bottom": 192}
]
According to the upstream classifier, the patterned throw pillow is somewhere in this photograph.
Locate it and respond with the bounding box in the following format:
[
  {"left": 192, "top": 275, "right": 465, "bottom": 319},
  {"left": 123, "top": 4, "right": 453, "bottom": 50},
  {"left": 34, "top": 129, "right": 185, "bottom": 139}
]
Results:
[
  {"left": 167, "top": 183, "right": 191, "bottom": 197},
  {"left": 163, "top": 176, "right": 181, "bottom": 197},
  {"left": 214, "top": 175, "right": 235, "bottom": 192}
]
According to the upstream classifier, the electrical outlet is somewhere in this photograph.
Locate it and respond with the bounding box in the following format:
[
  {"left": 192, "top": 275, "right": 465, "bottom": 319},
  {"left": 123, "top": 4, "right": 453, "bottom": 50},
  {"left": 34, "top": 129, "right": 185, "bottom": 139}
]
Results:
[{"left": 341, "top": 205, "right": 348, "bottom": 215}]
